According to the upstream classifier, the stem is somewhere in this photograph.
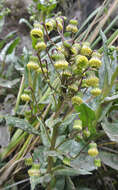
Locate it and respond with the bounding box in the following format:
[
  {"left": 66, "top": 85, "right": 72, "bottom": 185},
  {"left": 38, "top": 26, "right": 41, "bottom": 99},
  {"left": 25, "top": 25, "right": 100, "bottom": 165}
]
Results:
[{"left": 14, "top": 75, "right": 25, "bottom": 114}]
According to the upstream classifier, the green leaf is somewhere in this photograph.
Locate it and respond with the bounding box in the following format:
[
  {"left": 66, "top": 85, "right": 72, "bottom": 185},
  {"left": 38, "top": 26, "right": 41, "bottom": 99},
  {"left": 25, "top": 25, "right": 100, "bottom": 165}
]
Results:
[
  {"left": 100, "top": 151, "right": 118, "bottom": 170},
  {"left": 0, "top": 16, "right": 4, "bottom": 32},
  {"left": 74, "top": 103, "right": 96, "bottom": 133},
  {"left": 53, "top": 176, "right": 65, "bottom": 190},
  {"left": 6, "top": 37, "right": 20, "bottom": 55},
  {"left": 59, "top": 140, "right": 84, "bottom": 157},
  {"left": 102, "top": 117, "right": 118, "bottom": 142},
  {"left": 66, "top": 177, "right": 76, "bottom": 190},
  {"left": 19, "top": 18, "right": 33, "bottom": 29},
  {"left": 0, "top": 78, "right": 20, "bottom": 88},
  {"left": 70, "top": 153, "right": 96, "bottom": 172},
  {"left": 38, "top": 118, "right": 51, "bottom": 147},
  {"left": 30, "top": 174, "right": 51, "bottom": 190},
  {"left": 54, "top": 166, "right": 91, "bottom": 176},
  {"left": 1, "top": 116, "right": 40, "bottom": 136}
]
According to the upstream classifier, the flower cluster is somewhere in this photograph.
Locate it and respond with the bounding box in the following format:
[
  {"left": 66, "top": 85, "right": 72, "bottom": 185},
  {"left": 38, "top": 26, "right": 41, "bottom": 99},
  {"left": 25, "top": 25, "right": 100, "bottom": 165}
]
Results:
[{"left": 21, "top": 16, "right": 102, "bottom": 107}]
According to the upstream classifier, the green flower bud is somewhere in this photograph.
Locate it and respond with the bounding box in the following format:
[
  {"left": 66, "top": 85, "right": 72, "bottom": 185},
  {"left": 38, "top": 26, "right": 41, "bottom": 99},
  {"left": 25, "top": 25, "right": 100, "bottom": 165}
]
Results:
[
  {"left": 27, "top": 61, "right": 39, "bottom": 70},
  {"left": 69, "top": 19, "right": 78, "bottom": 25},
  {"left": 83, "top": 129, "right": 90, "bottom": 138},
  {"left": 36, "top": 67, "right": 48, "bottom": 74},
  {"left": 51, "top": 52, "right": 65, "bottom": 61},
  {"left": 63, "top": 41, "right": 72, "bottom": 49},
  {"left": 54, "top": 60, "right": 69, "bottom": 70},
  {"left": 88, "top": 147, "right": 99, "bottom": 157},
  {"left": 72, "top": 96, "right": 83, "bottom": 105},
  {"left": 71, "top": 43, "right": 81, "bottom": 55},
  {"left": 89, "top": 142, "right": 97, "bottom": 149},
  {"left": 89, "top": 57, "right": 102, "bottom": 68},
  {"left": 35, "top": 41, "right": 46, "bottom": 51},
  {"left": 25, "top": 157, "right": 33, "bottom": 166},
  {"left": 30, "top": 28, "right": 43, "bottom": 39},
  {"left": 66, "top": 24, "right": 78, "bottom": 33},
  {"left": 73, "top": 120, "right": 82, "bottom": 131},
  {"left": 94, "top": 158, "right": 101, "bottom": 167},
  {"left": 68, "top": 84, "right": 78, "bottom": 92},
  {"left": 90, "top": 88, "right": 101, "bottom": 96},
  {"left": 61, "top": 71, "right": 72, "bottom": 77},
  {"left": 28, "top": 168, "right": 40, "bottom": 177},
  {"left": 29, "top": 56, "right": 39, "bottom": 63},
  {"left": 85, "top": 76, "right": 99, "bottom": 87},
  {"left": 21, "top": 94, "right": 31, "bottom": 102},
  {"left": 80, "top": 42, "right": 92, "bottom": 56},
  {"left": 45, "top": 19, "right": 56, "bottom": 31},
  {"left": 75, "top": 55, "right": 88, "bottom": 68}
]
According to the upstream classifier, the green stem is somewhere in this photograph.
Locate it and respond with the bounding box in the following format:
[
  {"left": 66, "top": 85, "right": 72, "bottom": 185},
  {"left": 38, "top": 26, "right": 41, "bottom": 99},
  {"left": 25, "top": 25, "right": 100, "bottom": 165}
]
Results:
[{"left": 14, "top": 75, "right": 25, "bottom": 114}]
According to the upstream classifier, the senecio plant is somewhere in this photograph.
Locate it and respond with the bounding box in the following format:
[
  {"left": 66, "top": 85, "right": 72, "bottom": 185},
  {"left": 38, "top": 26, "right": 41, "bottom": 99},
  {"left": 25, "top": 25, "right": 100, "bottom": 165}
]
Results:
[{"left": 20, "top": 16, "right": 105, "bottom": 189}]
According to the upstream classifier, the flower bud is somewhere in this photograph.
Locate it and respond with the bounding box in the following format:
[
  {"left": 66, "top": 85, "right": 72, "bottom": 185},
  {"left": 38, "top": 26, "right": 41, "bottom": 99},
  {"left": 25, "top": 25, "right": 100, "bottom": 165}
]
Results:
[
  {"left": 89, "top": 142, "right": 97, "bottom": 148},
  {"left": 71, "top": 43, "right": 81, "bottom": 55},
  {"left": 45, "top": 19, "right": 56, "bottom": 31},
  {"left": 75, "top": 55, "right": 88, "bottom": 68},
  {"left": 88, "top": 147, "right": 99, "bottom": 157},
  {"left": 68, "top": 84, "right": 78, "bottom": 92},
  {"left": 28, "top": 168, "right": 40, "bottom": 177},
  {"left": 80, "top": 42, "right": 92, "bottom": 56},
  {"left": 72, "top": 96, "right": 83, "bottom": 105},
  {"left": 36, "top": 67, "right": 48, "bottom": 74},
  {"left": 61, "top": 71, "right": 72, "bottom": 77},
  {"left": 57, "top": 21, "right": 63, "bottom": 31},
  {"left": 73, "top": 120, "right": 82, "bottom": 131},
  {"left": 63, "top": 41, "right": 72, "bottom": 49},
  {"left": 69, "top": 19, "right": 78, "bottom": 25},
  {"left": 21, "top": 94, "right": 31, "bottom": 102},
  {"left": 35, "top": 41, "right": 46, "bottom": 51},
  {"left": 66, "top": 24, "right": 78, "bottom": 33},
  {"left": 54, "top": 60, "right": 69, "bottom": 70},
  {"left": 25, "top": 157, "right": 33, "bottom": 166},
  {"left": 51, "top": 52, "right": 65, "bottom": 61},
  {"left": 30, "top": 28, "right": 43, "bottom": 39},
  {"left": 94, "top": 158, "right": 101, "bottom": 167},
  {"left": 85, "top": 76, "right": 99, "bottom": 87},
  {"left": 29, "top": 56, "right": 39, "bottom": 63},
  {"left": 83, "top": 129, "right": 90, "bottom": 138},
  {"left": 90, "top": 88, "right": 101, "bottom": 96},
  {"left": 89, "top": 57, "right": 102, "bottom": 68},
  {"left": 27, "top": 61, "right": 39, "bottom": 70}
]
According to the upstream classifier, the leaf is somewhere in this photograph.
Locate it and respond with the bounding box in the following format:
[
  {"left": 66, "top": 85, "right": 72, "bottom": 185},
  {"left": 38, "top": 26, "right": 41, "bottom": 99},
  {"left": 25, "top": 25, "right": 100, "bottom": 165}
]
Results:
[
  {"left": 0, "top": 38, "right": 20, "bottom": 61},
  {"left": 100, "top": 30, "right": 111, "bottom": 85},
  {"left": 102, "top": 117, "right": 118, "bottom": 142},
  {"left": 66, "top": 177, "right": 76, "bottom": 190},
  {"left": 98, "top": 102, "right": 112, "bottom": 122},
  {"left": 19, "top": 18, "right": 33, "bottom": 29},
  {"left": 74, "top": 103, "right": 96, "bottom": 133},
  {"left": 6, "top": 37, "right": 20, "bottom": 55},
  {"left": 101, "top": 94, "right": 118, "bottom": 103},
  {"left": 30, "top": 174, "right": 51, "bottom": 190},
  {"left": 59, "top": 140, "right": 84, "bottom": 157},
  {"left": 0, "top": 78, "right": 20, "bottom": 88},
  {"left": 70, "top": 153, "right": 96, "bottom": 172},
  {"left": 38, "top": 118, "right": 51, "bottom": 147},
  {"left": 54, "top": 167, "right": 91, "bottom": 176},
  {"left": 1, "top": 116, "right": 40, "bottom": 136},
  {"left": 45, "top": 150, "right": 63, "bottom": 160},
  {"left": 53, "top": 176, "right": 65, "bottom": 190},
  {"left": 100, "top": 151, "right": 118, "bottom": 170},
  {"left": 0, "top": 16, "right": 4, "bottom": 32},
  {"left": 0, "top": 31, "right": 17, "bottom": 49}
]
